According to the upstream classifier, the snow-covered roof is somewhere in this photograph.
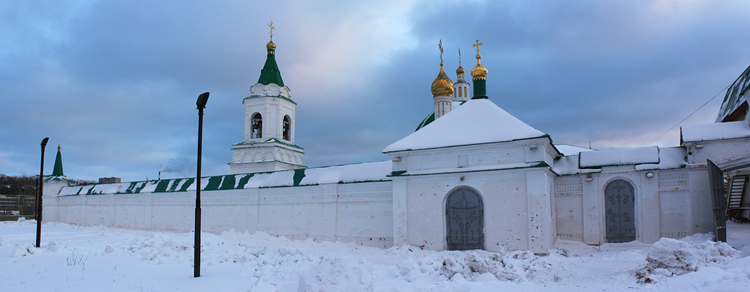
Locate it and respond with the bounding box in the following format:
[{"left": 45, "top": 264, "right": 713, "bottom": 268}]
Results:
[
  {"left": 554, "top": 144, "right": 594, "bottom": 156},
  {"left": 551, "top": 155, "right": 600, "bottom": 175},
  {"left": 680, "top": 121, "right": 750, "bottom": 143},
  {"left": 553, "top": 146, "right": 686, "bottom": 175},
  {"left": 384, "top": 99, "right": 547, "bottom": 153},
  {"left": 579, "top": 146, "right": 659, "bottom": 168},
  {"left": 58, "top": 161, "right": 392, "bottom": 196},
  {"left": 635, "top": 147, "right": 687, "bottom": 171}
]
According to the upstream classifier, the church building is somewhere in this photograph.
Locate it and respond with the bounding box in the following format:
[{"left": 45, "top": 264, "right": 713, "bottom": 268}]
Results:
[{"left": 42, "top": 27, "right": 750, "bottom": 254}]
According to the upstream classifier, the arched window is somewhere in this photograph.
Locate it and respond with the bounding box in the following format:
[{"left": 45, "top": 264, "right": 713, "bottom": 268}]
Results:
[
  {"left": 251, "top": 113, "right": 263, "bottom": 139},
  {"left": 605, "top": 179, "right": 635, "bottom": 243},
  {"left": 283, "top": 115, "right": 291, "bottom": 141},
  {"left": 445, "top": 186, "right": 484, "bottom": 250}
]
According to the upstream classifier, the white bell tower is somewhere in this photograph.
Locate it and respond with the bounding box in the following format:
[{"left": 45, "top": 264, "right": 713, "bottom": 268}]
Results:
[{"left": 229, "top": 22, "right": 305, "bottom": 174}]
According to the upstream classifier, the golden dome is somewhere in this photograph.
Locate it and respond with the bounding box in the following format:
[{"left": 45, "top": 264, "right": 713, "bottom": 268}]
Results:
[
  {"left": 431, "top": 65, "right": 454, "bottom": 97},
  {"left": 456, "top": 65, "right": 465, "bottom": 75},
  {"left": 471, "top": 55, "right": 488, "bottom": 80},
  {"left": 266, "top": 41, "right": 276, "bottom": 50}
]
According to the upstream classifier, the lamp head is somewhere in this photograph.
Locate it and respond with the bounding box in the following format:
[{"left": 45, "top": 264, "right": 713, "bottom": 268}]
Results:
[
  {"left": 196, "top": 92, "right": 210, "bottom": 110},
  {"left": 41, "top": 137, "right": 49, "bottom": 148}
]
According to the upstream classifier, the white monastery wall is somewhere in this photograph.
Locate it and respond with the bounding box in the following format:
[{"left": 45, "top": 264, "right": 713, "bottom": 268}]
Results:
[
  {"left": 393, "top": 167, "right": 555, "bottom": 254},
  {"left": 554, "top": 166, "right": 713, "bottom": 245},
  {"left": 46, "top": 181, "right": 394, "bottom": 248}
]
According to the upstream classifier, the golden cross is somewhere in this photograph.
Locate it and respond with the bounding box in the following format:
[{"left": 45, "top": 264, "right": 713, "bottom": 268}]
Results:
[
  {"left": 458, "top": 48, "right": 462, "bottom": 66},
  {"left": 268, "top": 21, "right": 275, "bottom": 41},
  {"left": 438, "top": 40, "right": 444, "bottom": 65},
  {"left": 473, "top": 40, "right": 483, "bottom": 55}
]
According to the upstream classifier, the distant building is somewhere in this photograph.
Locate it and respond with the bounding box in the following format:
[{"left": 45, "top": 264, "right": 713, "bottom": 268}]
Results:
[
  {"left": 98, "top": 177, "right": 121, "bottom": 184},
  {"left": 716, "top": 65, "right": 750, "bottom": 123},
  {"left": 714, "top": 64, "right": 750, "bottom": 221}
]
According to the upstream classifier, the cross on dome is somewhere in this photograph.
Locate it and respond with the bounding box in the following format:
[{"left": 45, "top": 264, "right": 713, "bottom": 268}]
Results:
[
  {"left": 268, "top": 21, "right": 275, "bottom": 42},
  {"left": 438, "top": 39, "right": 444, "bottom": 66},
  {"left": 458, "top": 48, "right": 462, "bottom": 66},
  {"left": 266, "top": 21, "right": 277, "bottom": 50},
  {"left": 470, "top": 39, "right": 487, "bottom": 81},
  {"left": 473, "top": 40, "right": 483, "bottom": 56}
]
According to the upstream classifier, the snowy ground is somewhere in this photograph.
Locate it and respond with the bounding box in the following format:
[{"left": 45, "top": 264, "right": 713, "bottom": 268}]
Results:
[{"left": 1, "top": 220, "right": 749, "bottom": 292}]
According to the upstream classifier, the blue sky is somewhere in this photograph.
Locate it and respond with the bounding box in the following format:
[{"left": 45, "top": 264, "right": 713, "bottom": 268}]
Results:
[{"left": 2, "top": 0, "right": 749, "bottom": 181}]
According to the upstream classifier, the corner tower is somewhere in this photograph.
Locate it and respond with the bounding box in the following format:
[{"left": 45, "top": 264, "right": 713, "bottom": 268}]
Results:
[
  {"left": 52, "top": 145, "right": 64, "bottom": 177},
  {"left": 229, "top": 22, "right": 305, "bottom": 174}
]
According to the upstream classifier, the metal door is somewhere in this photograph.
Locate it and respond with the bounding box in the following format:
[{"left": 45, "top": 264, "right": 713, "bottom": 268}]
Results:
[
  {"left": 708, "top": 160, "right": 727, "bottom": 242},
  {"left": 605, "top": 179, "right": 636, "bottom": 243},
  {"left": 446, "top": 187, "right": 484, "bottom": 250}
]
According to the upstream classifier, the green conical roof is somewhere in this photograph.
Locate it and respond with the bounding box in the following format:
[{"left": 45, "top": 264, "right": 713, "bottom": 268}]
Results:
[
  {"left": 257, "top": 44, "right": 284, "bottom": 87},
  {"left": 52, "top": 145, "right": 64, "bottom": 176}
]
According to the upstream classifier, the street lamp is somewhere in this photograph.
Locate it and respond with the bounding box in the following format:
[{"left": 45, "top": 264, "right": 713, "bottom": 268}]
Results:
[
  {"left": 36, "top": 137, "right": 49, "bottom": 248},
  {"left": 194, "top": 92, "right": 209, "bottom": 277}
]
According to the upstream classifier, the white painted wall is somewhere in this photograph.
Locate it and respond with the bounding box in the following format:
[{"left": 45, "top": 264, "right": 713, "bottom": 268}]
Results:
[
  {"left": 554, "top": 166, "right": 714, "bottom": 245},
  {"left": 46, "top": 181, "right": 394, "bottom": 248},
  {"left": 391, "top": 167, "right": 556, "bottom": 253}
]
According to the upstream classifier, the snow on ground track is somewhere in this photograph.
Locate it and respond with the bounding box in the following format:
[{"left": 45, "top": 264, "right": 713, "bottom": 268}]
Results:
[{"left": 1, "top": 220, "right": 749, "bottom": 291}]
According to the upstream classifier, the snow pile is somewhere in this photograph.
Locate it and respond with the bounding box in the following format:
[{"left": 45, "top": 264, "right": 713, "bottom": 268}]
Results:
[
  {"left": 635, "top": 235, "right": 740, "bottom": 283},
  {"left": 741, "top": 244, "right": 750, "bottom": 258},
  {"left": 393, "top": 247, "right": 551, "bottom": 283},
  {"left": 298, "top": 257, "right": 374, "bottom": 292}
]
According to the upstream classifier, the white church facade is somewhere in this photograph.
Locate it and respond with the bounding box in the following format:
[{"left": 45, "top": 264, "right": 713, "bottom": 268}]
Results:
[{"left": 42, "top": 32, "right": 750, "bottom": 254}]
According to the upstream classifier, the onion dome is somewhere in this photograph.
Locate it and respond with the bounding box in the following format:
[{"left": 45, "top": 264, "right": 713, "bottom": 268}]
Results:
[
  {"left": 266, "top": 41, "right": 276, "bottom": 50},
  {"left": 431, "top": 64, "right": 454, "bottom": 97},
  {"left": 456, "top": 65, "right": 465, "bottom": 75},
  {"left": 471, "top": 55, "right": 488, "bottom": 80}
]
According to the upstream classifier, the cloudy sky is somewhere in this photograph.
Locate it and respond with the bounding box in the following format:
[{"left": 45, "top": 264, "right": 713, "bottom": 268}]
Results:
[{"left": 2, "top": 0, "right": 749, "bottom": 181}]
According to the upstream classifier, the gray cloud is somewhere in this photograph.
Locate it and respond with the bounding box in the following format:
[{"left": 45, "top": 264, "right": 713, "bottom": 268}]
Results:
[{"left": 1, "top": 0, "right": 749, "bottom": 181}]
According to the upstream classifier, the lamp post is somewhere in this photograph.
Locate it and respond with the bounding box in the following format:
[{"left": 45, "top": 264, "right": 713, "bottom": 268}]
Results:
[
  {"left": 194, "top": 92, "right": 209, "bottom": 278},
  {"left": 36, "top": 137, "right": 49, "bottom": 248}
]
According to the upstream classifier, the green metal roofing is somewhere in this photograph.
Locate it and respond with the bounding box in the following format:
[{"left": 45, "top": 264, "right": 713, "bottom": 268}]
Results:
[
  {"left": 52, "top": 146, "right": 63, "bottom": 176},
  {"left": 257, "top": 50, "right": 284, "bottom": 87},
  {"left": 58, "top": 161, "right": 392, "bottom": 196},
  {"left": 415, "top": 112, "right": 435, "bottom": 132}
]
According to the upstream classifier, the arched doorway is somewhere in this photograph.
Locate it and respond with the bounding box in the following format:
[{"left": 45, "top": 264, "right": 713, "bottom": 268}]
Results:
[
  {"left": 445, "top": 187, "right": 484, "bottom": 250},
  {"left": 605, "top": 179, "right": 636, "bottom": 243}
]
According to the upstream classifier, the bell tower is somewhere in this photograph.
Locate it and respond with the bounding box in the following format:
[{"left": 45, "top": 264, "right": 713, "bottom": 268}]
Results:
[{"left": 229, "top": 22, "right": 305, "bottom": 174}]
